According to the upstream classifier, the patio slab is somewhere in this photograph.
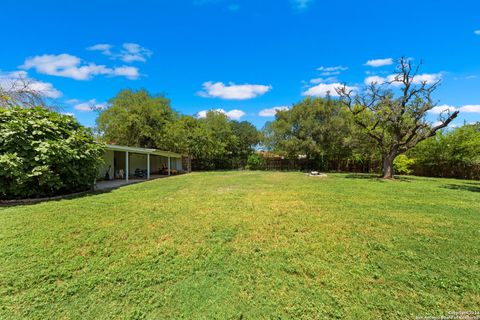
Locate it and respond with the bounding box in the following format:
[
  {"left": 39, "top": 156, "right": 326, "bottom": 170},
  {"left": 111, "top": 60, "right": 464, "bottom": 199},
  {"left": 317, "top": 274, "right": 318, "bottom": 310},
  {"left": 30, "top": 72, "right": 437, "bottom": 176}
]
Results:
[{"left": 94, "top": 175, "right": 168, "bottom": 191}]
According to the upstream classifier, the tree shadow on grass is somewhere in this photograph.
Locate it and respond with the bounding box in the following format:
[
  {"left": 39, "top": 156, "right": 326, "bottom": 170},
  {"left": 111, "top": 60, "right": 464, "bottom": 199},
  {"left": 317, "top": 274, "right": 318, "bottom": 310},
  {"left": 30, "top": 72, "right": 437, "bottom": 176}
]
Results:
[
  {"left": 0, "top": 189, "right": 115, "bottom": 208},
  {"left": 343, "top": 173, "right": 415, "bottom": 182},
  {"left": 1, "top": 176, "right": 175, "bottom": 208},
  {"left": 441, "top": 182, "right": 480, "bottom": 193},
  {"left": 344, "top": 173, "right": 383, "bottom": 180},
  {"left": 343, "top": 174, "right": 387, "bottom": 183}
]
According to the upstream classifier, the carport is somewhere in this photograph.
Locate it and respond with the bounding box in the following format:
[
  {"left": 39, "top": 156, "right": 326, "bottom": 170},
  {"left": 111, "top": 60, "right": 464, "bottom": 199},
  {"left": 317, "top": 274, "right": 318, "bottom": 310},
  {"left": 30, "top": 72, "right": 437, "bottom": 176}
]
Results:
[{"left": 99, "top": 144, "right": 183, "bottom": 183}]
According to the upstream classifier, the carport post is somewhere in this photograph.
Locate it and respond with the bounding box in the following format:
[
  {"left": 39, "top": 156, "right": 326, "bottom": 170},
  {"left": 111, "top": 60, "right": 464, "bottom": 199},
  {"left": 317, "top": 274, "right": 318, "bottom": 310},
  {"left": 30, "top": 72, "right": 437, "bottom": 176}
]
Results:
[
  {"left": 125, "top": 151, "right": 129, "bottom": 182},
  {"left": 147, "top": 154, "right": 150, "bottom": 180},
  {"left": 168, "top": 156, "right": 171, "bottom": 176}
]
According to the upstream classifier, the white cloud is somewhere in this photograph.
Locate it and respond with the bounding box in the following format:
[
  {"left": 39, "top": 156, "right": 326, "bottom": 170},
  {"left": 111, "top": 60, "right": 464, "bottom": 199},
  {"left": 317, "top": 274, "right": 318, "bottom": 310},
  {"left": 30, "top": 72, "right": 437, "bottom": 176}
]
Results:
[
  {"left": 428, "top": 104, "right": 480, "bottom": 114},
  {"left": 21, "top": 54, "right": 140, "bottom": 80},
  {"left": 0, "top": 70, "right": 62, "bottom": 98},
  {"left": 21, "top": 54, "right": 106, "bottom": 80},
  {"left": 310, "top": 77, "right": 338, "bottom": 84},
  {"left": 224, "top": 109, "right": 246, "bottom": 120},
  {"left": 316, "top": 65, "right": 348, "bottom": 76},
  {"left": 317, "top": 66, "right": 348, "bottom": 72},
  {"left": 383, "top": 74, "right": 402, "bottom": 84},
  {"left": 61, "top": 112, "right": 75, "bottom": 117},
  {"left": 111, "top": 66, "right": 140, "bottom": 79},
  {"left": 412, "top": 73, "right": 442, "bottom": 84},
  {"left": 196, "top": 108, "right": 246, "bottom": 120},
  {"left": 88, "top": 43, "right": 153, "bottom": 63},
  {"left": 460, "top": 105, "right": 480, "bottom": 113},
  {"left": 28, "top": 81, "right": 62, "bottom": 98},
  {"left": 364, "top": 73, "right": 442, "bottom": 86},
  {"left": 74, "top": 103, "right": 93, "bottom": 112},
  {"left": 474, "top": 30, "right": 480, "bottom": 35},
  {"left": 319, "top": 71, "right": 341, "bottom": 76},
  {"left": 431, "top": 122, "right": 457, "bottom": 129},
  {"left": 196, "top": 110, "right": 208, "bottom": 118},
  {"left": 119, "top": 43, "right": 153, "bottom": 63},
  {"left": 291, "top": 0, "right": 314, "bottom": 10},
  {"left": 258, "top": 106, "right": 289, "bottom": 117},
  {"left": 364, "top": 58, "right": 393, "bottom": 67},
  {"left": 364, "top": 75, "right": 387, "bottom": 85},
  {"left": 198, "top": 81, "right": 272, "bottom": 100},
  {"left": 456, "top": 75, "right": 478, "bottom": 80},
  {"left": 73, "top": 99, "right": 107, "bottom": 112},
  {"left": 431, "top": 121, "right": 458, "bottom": 129},
  {"left": 87, "top": 43, "right": 112, "bottom": 55},
  {"left": 302, "top": 83, "right": 357, "bottom": 97},
  {"left": 428, "top": 105, "right": 458, "bottom": 114}
]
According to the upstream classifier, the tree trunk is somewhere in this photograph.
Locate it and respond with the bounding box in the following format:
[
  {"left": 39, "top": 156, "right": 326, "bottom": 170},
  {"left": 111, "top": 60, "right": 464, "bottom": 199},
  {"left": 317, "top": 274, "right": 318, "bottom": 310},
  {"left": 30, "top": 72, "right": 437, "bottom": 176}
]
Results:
[{"left": 382, "top": 153, "right": 396, "bottom": 179}]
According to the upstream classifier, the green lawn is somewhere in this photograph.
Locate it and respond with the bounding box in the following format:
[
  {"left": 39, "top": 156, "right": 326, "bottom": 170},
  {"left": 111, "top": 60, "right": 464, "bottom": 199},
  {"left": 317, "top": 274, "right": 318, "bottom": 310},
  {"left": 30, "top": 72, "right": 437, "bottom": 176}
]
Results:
[{"left": 1, "top": 172, "right": 479, "bottom": 319}]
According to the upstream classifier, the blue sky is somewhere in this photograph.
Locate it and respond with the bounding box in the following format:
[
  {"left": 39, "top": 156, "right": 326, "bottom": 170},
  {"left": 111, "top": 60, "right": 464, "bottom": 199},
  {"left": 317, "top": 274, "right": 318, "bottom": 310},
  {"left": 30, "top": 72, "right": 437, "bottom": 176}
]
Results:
[{"left": 1, "top": 0, "right": 480, "bottom": 128}]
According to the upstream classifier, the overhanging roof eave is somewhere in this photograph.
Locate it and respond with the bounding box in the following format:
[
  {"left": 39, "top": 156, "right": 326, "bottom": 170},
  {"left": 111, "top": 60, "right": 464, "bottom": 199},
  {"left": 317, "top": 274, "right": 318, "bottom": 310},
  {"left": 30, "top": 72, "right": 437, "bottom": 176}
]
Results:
[{"left": 106, "top": 144, "right": 182, "bottom": 158}]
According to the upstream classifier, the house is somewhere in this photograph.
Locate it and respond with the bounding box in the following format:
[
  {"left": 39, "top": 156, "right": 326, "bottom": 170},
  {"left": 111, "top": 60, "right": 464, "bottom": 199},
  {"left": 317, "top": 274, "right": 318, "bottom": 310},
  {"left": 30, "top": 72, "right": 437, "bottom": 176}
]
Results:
[{"left": 99, "top": 144, "right": 184, "bottom": 182}]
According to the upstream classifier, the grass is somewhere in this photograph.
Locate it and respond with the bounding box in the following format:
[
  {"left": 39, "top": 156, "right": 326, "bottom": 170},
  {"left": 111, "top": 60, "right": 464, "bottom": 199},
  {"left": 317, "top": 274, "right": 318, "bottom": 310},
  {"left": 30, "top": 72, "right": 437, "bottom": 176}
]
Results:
[{"left": 0, "top": 171, "right": 479, "bottom": 319}]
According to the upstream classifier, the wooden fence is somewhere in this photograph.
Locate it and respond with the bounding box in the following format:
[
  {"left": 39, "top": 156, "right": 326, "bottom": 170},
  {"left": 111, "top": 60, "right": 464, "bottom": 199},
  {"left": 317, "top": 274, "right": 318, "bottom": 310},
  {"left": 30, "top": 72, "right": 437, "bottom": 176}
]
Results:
[
  {"left": 411, "top": 163, "right": 480, "bottom": 180},
  {"left": 263, "top": 158, "right": 480, "bottom": 180},
  {"left": 263, "top": 158, "right": 381, "bottom": 174},
  {"left": 191, "top": 157, "right": 480, "bottom": 180}
]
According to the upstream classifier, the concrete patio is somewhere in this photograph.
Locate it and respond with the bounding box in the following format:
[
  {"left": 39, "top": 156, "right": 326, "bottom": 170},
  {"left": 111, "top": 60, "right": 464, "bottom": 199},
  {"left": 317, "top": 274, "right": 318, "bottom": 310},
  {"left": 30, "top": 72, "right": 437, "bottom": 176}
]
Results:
[{"left": 94, "top": 175, "right": 168, "bottom": 191}]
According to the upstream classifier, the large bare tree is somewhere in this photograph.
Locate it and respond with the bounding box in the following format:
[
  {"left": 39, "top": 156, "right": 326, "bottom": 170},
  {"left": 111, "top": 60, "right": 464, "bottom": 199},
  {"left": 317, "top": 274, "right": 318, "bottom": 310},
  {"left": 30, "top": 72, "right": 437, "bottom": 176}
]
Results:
[
  {"left": 0, "top": 75, "right": 52, "bottom": 109},
  {"left": 336, "top": 58, "right": 459, "bottom": 179}
]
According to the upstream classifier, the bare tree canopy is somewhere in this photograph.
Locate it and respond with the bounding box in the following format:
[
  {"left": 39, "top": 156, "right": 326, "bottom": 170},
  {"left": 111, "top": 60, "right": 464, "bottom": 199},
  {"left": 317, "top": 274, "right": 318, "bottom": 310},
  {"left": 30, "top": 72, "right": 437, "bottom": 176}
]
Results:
[
  {"left": 336, "top": 57, "right": 459, "bottom": 179},
  {"left": 0, "top": 75, "right": 55, "bottom": 109}
]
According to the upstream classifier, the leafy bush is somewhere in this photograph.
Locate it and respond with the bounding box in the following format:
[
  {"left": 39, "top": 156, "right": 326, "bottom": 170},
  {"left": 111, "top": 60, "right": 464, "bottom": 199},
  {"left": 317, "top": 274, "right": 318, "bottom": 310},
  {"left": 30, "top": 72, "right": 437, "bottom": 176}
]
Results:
[
  {"left": 0, "top": 107, "right": 105, "bottom": 199},
  {"left": 407, "top": 123, "right": 480, "bottom": 179},
  {"left": 246, "top": 153, "right": 266, "bottom": 170},
  {"left": 393, "top": 154, "right": 415, "bottom": 175}
]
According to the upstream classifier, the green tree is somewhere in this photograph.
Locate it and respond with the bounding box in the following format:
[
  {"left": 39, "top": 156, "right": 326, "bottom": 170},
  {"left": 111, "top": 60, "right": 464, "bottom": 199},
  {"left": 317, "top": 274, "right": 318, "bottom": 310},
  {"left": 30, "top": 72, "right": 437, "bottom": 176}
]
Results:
[
  {"left": 200, "top": 111, "right": 238, "bottom": 169},
  {"left": 337, "top": 58, "right": 458, "bottom": 178},
  {"left": 246, "top": 153, "right": 266, "bottom": 170},
  {"left": 408, "top": 122, "right": 480, "bottom": 178},
  {"left": 393, "top": 154, "right": 415, "bottom": 175},
  {"left": 230, "top": 121, "right": 261, "bottom": 167},
  {"left": 0, "top": 107, "right": 104, "bottom": 199},
  {"left": 166, "top": 113, "right": 260, "bottom": 170},
  {"left": 164, "top": 115, "right": 218, "bottom": 171},
  {"left": 263, "top": 97, "right": 358, "bottom": 170},
  {"left": 96, "top": 89, "right": 177, "bottom": 148}
]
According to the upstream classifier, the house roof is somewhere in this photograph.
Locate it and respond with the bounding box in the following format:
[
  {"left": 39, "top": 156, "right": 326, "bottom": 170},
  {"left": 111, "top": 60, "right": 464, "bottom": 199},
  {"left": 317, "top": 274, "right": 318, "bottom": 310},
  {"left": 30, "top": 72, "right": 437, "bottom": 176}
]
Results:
[{"left": 106, "top": 144, "right": 182, "bottom": 158}]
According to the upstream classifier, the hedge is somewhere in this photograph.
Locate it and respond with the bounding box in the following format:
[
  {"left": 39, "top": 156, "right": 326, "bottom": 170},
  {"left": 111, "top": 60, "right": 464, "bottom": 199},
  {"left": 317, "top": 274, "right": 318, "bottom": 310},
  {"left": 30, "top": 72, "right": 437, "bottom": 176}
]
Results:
[{"left": 0, "top": 107, "right": 104, "bottom": 199}]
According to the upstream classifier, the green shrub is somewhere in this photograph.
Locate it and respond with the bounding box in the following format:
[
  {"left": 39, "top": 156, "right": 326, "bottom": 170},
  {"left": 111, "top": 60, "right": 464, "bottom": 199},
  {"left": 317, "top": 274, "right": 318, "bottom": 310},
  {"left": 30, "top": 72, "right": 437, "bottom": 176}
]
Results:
[
  {"left": 407, "top": 123, "right": 480, "bottom": 179},
  {"left": 0, "top": 107, "right": 105, "bottom": 199},
  {"left": 393, "top": 154, "right": 415, "bottom": 175},
  {"left": 246, "top": 153, "right": 266, "bottom": 170}
]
